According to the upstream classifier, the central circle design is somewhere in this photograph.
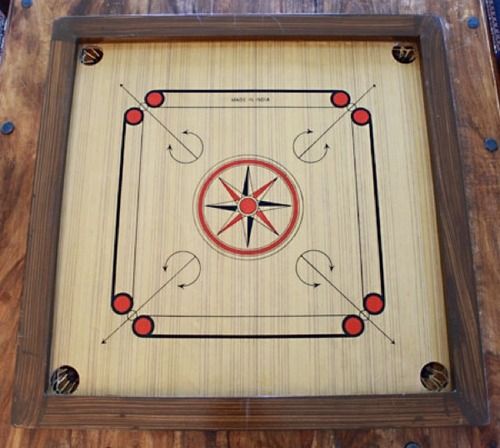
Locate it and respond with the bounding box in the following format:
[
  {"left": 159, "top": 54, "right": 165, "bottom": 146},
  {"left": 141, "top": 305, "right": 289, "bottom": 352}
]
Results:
[
  {"left": 194, "top": 156, "right": 303, "bottom": 258},
  {"left": 238, "top": 197, "right": 258, "bottom": 215}
]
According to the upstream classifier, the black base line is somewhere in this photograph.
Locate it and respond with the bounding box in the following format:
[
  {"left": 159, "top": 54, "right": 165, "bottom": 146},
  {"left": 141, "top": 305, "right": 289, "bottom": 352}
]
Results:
[
  {"left": 368, "top": 120, "right": 386, "bottom": 299},
  {"left": 132, "top": 121, "right": 145, "bottom": 297},
  {"left": 110, "top": 118, "right": 128, "bottom": 303},
  {"left": 156, "top": 89, "right": 343, "bottom": 93},
  {"left": 351, "top": 121, "right": 366, "bottom": 301},
  {"left": 341, "top": 118, "right": 391, "bottom": 342},
  {"left": 141, "top": 333, "right": 350, "bottom": 339},
  {"left": 149, "top": 313, "right": 348, "bottom": 318},
  {"left": 159, "top": 106, "right": 335, "bottom": 109}
]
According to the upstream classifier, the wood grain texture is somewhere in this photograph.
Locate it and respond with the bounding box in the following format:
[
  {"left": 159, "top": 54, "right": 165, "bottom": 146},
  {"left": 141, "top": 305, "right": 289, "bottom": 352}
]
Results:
[
  {"left": 48, "top": 38, "right": 448, "bottom": 399},
  {"left": 13, "top": 15, "right": 482, "bottom": 428},
  {"left": 12, "top": 37, "right": 77, "bottom": 428},
  {"left": 0, "top": 0, "right": 498, "bottom": 447}
]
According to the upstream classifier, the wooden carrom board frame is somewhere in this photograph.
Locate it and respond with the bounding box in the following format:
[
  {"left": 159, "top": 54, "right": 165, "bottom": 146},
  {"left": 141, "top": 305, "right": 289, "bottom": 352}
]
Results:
[{"left": 13, "top": 15, "right": 488, "bottom": 429}]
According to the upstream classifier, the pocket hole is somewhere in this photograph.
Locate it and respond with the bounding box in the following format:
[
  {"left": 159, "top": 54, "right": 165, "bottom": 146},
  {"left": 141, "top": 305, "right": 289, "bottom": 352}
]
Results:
[
  {"left": 392, "top": 44, "right": 417, "bottom": 64},
  {"left": 420, "top": 361, "right": 449, "bottom": 391},
  {"left": 50, "top": 365, "right": 80, "bottom": 394},
  {"left": 80, "top": 46, "right": 103, "bottom": 65}
]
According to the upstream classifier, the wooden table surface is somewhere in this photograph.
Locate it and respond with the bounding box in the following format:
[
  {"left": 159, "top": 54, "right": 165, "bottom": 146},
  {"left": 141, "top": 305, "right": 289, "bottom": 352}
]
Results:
[{"left": 0, "top": 1, "right": 498, "bottom": 447}]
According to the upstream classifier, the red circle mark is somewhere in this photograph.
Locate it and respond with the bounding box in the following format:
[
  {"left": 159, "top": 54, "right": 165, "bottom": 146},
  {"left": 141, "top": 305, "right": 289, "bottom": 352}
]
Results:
[
  {"left": 197, "top": 158, "right": 301, "bottom": 257},
  {"left": 342, "top": 315, "right": 365, "bottom": 337},
  {"left": 351, "top": 107, "right": 371, "bottom": 126},
  {"left": 145, "top": 91, "right": 165, "bottom": 108},
  {"left": 132, "top": 315, "right": 154, "bottom": 337},
  {"left": 363, "top": 293, "right": 385, "bottom": 315},
  {"left": 331, "top": 91, "right": 350, "bottom": 108},
  {"left": 239, "top": 197, "right": 258, "bottom": 215},
  {"left": 111, "top": 293, "right": 133, "bottom": 315},
  {"left": 125, "top": 107, "right": 144, "bottom": 126}
]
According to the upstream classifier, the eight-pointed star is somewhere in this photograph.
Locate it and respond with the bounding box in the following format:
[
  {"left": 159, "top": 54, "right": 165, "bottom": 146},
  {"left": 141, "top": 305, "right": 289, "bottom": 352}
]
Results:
[{"left": 205, "top": 166, "right": 291, "bottom": 247}]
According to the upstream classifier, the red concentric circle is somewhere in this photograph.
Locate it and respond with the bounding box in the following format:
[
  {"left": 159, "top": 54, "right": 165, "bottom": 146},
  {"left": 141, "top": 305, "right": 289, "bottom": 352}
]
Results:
[{"left": 195, "top": 157, "right": 302, "bottom": 258}]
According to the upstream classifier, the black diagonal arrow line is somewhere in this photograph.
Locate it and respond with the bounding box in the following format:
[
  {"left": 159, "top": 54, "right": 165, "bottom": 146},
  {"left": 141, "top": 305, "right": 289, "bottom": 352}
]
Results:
[
  {"left": 298, "top": 84, "right": 376, "bottom": 160},
  {"left": 300, "top": 255, "right": 394, "bottom": 344},
  {"left": 300, "top": 250, "right": 334, "bottom": 272},
  {"left": 178, "top": 256, "right": 201, "bottom": 289},
  {"left": 120, "top": 84, "right": 197, "bottom": 160},
  {"left": 102, "top": 255, "right": 197, "bottom": 344}
]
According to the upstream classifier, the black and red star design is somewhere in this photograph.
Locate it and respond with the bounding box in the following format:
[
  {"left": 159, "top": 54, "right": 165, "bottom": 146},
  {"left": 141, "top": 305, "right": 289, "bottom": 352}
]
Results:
[
  {"left": 196, "top": 157, "right": 302, "bottom": 258},
  {"left": 205, "top": 166, "right": 291, "bottom": 247}
]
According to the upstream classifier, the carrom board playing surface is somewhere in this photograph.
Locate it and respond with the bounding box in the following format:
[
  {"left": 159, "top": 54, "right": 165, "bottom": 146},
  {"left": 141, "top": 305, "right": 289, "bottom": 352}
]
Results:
[
  {"left": 14, "top": 15, "right": 488, "bottom": 429},
  {"left": 52, "top": 40, "right": 448, "bottom": 398}
]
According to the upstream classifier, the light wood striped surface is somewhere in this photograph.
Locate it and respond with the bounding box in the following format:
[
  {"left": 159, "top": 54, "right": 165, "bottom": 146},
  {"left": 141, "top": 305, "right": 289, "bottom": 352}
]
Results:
[{"left": 50, "top": 40, "right": 450, "bottom": 397}]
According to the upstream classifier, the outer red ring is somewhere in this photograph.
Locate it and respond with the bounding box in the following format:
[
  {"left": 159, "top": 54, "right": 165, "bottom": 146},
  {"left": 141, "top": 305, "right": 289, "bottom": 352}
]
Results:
[{"left": 197, "top": 158, "right": 301, "bottom": 257}]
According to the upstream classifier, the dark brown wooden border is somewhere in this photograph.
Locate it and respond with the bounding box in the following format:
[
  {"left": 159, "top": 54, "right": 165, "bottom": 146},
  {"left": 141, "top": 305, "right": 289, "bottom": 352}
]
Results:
[{"left": 12, "top": 14, "right": 488, "bottom": 429}]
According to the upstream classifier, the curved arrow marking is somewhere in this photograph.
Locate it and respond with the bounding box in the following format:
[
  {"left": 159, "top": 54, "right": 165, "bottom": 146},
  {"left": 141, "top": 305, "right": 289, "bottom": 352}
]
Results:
[
  {"left": 163, "top": 250, "right": 201, "bottom": 288},
  {"left": 293, "top": 129, "right": 332, "bottom": 164},
  {"left": 166, "top": 129, "right": 204, "bottom": 164},
  {"left": 295, "top": 249, "right": 335, "bottom": 288}
]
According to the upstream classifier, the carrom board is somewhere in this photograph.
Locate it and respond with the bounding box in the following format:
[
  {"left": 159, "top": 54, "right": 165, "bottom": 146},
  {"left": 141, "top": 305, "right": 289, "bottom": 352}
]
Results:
[{"left": 13, "top": 15, "right": 488, "bottom": 429}]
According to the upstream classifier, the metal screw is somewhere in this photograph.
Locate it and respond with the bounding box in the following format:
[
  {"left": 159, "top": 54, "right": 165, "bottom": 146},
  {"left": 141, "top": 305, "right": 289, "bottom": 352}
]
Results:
[
  {"left": 467, "top": 16, "right": 480, "bottom": 29},
  {"left": 21, "top": 0, "right": 33, "bottom": 8},
  {"left": 405, "top": 443, "right": 421, "bottom": 448},
  {"left": 0, "top": 121, "right": 15, "bottom": 135},
  {"left": 484, "top": 138, "right": 498, "bottom": 152}
]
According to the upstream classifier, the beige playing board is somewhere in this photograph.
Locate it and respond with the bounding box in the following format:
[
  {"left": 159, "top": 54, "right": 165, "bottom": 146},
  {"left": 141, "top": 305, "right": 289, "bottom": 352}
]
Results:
[{"left": 49, "top": 40, "right": 450, "bottom": 397}]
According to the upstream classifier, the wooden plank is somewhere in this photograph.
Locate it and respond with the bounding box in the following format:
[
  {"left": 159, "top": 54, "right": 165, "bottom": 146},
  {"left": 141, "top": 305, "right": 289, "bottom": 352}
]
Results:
[
  {"left": 418, "top": 15, "right": 488, "bottom": 424},
  {"left": 39, "top": 394, "right": 465, "bottom": 429},
  {"left": 0, "top": 0, "right": 498, "bottom": 446},
  {"left": 51, "top": 14, "right": 424, "bottom": 41},
  {"left": 11, "top": 37, "right": 77, "bottom": 426}
]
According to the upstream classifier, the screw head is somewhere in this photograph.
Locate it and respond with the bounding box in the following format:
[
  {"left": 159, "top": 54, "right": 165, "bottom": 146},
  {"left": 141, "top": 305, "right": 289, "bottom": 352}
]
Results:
[
  {"left": 467, "top": 16, "right": 480, "bottom": 29},
  {"left": 21, "top": 0, "right": 33, "bottom": 8},
  {"left": 484, "top": 138, "right": 498, "bottom": 152},
  {"left": 405, "top": 443, "right": 421, "bottom": 448},
  {"left": 0, "top": 121, "right": 15, "bottom": 135}
]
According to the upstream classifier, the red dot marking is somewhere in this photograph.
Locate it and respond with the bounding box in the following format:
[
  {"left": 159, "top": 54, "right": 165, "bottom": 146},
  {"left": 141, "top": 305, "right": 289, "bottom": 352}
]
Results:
[
  {"left": 145, "top": 91, "right": 165, "bottom": 108},
  {"left": 133, "top": 316, "right": 154, "bottom": 336},
  {"left": 331, "top": 91, "right": 350, "bottom": 108},
  {"left": 112, "top": 293, "right": 133, "bottom": 314},
  {"left": 352, "top": 108, "right": 371, "bottom": 126},
  {"left": 343, "top": 315, "right": 364, "bottom": 336},
  {"left": 125, "top": 107, "right": 144, "bottom": 125},
  {"left": 364, "top": 293, "right": 385, "bottom": 315},
  {"left": 239, "top": 197, "right": 258, "bottom": 215}
]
